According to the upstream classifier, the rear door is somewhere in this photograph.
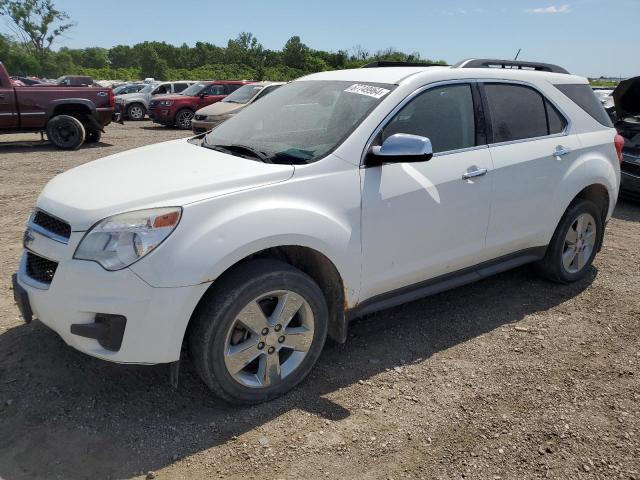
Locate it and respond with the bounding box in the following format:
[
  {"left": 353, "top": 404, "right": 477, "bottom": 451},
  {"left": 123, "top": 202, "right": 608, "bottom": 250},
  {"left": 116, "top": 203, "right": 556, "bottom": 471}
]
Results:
[
  {"left": 0, "top": 83, "right": 17, "bottom": 129},
  {"left": 481, "top": 81, "right": 581, "bottom": 257}
]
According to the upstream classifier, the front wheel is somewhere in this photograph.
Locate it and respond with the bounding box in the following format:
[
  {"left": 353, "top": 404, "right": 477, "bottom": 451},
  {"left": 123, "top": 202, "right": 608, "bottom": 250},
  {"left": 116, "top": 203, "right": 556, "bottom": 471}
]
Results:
[
  {"left": 535, "top": 199, "right": 603, "bottom": 283},
  {"left": 46, "top": 115, "right": 85, "bottom": 150},
  {"left": 175, "top": 109, "right": 194, "bottom": 130},
  {"left": 126, "top": 103, "right": 145, "bottom": 121},
  {"left": 189, "top": 259, "right": 328, "bottom": 404}
]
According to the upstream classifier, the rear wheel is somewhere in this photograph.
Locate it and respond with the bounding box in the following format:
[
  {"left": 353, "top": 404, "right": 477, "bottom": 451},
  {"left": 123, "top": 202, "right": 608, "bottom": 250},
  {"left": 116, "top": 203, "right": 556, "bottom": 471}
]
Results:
[
  {"left": 46, "top": 115, "right": 85, "bottom": 150},
  {"left": 175, "top": 109, "right": 194, "bottom": 130},
  {"left": 535, "top": 199, "right": 602, "bottom": 283},
  {"left": 189, "top": 259, "right": 328, "bottom": 404},
  {"left": 126, "top": 103, "right": 145, "bottom": 121}
]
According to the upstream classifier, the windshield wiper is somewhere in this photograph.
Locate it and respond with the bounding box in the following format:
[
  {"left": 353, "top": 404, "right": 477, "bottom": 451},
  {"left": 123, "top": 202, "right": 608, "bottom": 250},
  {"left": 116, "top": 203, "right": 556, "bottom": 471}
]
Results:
[{"left": 203, "top": 141, "right": 271, "bottom": 163}]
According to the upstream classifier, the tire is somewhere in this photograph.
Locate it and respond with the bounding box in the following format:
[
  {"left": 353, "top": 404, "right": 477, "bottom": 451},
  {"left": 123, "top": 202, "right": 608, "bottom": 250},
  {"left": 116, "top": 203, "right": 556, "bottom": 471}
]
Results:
[
  {"left": 46, "top": 115, "right": 85, "bottom": 150},
  {"left": 175, "top": 109, "right": 194, "bottom": 130},
  {"left": 85, "top": 130, "right": 102, "bottom": 143},
  {"left": 126, "top": 103, "right": 145, "bottom": 121},
  {"left": 535, "top": 199, "right": 603, "bottom": 284},
  {"left": 189, "top": 259, "right": 328, "bottom": 404}
]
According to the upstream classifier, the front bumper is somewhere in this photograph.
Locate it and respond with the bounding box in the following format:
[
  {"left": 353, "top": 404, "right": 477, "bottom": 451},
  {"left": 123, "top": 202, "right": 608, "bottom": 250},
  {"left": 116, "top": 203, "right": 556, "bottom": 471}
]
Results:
[
  {"left": 14, "top": 227, "right": 207, "bottom": 364},
  {"left": 148, "top": 107, "right": 175, "bottom": 125}
]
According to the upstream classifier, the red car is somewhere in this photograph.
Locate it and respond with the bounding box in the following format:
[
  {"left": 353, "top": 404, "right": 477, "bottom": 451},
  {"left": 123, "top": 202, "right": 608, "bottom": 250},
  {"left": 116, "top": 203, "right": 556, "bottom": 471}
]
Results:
[{"left": 148, "top": 80, "right": 252, "bottom": 129}]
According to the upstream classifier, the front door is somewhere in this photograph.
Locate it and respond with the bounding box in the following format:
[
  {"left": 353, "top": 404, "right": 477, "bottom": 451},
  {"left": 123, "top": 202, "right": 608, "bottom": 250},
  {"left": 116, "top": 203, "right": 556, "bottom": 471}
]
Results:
[
  {"left": 198, "top": 84, "right": 226, "bottom": 109},
  {"left": 361, "top": 83, "right": 494, "bottom": 301}
]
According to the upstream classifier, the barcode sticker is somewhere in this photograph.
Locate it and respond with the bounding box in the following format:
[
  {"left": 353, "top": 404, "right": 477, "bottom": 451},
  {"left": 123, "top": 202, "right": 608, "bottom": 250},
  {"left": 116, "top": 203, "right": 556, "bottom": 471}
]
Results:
[{"left": 344, "top": 84, "right": 390, "bottom": 99}]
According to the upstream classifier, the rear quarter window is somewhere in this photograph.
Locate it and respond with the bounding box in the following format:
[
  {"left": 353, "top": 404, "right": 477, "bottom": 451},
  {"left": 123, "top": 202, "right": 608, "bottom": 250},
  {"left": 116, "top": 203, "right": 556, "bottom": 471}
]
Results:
[{"left": 555, "top": 84, "right": 613, "bottom": 127}]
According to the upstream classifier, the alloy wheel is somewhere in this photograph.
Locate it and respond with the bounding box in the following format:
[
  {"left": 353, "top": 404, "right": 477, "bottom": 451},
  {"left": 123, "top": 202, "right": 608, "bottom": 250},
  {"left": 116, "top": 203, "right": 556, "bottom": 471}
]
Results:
[
  {"left": 562, "top": 212, "right": 596, "bottom": 274},
  {"left": 223, "top": 290, "right": 315, "bottom": 388}
]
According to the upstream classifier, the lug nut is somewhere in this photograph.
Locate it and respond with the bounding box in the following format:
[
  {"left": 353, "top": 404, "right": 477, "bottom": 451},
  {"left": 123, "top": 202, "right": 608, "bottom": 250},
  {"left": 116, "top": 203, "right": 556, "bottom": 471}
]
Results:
[
  {"left": 267, "top": 346, "right": 275, "bottom": 354},
  {"left": 257, "top": 342, "right": 265, "bottom": 350},
  {"left": 278, "top": 336, "right": 285, "bottom": 343},
  {"left": 261, "top": 328, "right": 269, "bottom": 335},
  {"left": 274, "top": 324, "right": 282, "bottom": 332}
]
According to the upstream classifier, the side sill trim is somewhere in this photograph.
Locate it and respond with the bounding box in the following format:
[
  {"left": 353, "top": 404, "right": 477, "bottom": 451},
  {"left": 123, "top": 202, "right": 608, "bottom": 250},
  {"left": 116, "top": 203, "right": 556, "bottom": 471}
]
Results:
[{"left": 346, "top": 246, "right": 547, "bottom": 320}]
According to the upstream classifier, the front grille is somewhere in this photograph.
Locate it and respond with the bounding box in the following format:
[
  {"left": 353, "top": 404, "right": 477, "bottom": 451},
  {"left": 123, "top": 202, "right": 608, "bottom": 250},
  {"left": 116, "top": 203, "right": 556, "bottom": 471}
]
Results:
[
  {"left": 25, "top": 252, "right": 58, "bottom": 284},
  {"left": 622, "top": 158, "right": 640, "bottom": 177},
  {"left": 32, "top": 210, "right": 71, "bottom": 239}
]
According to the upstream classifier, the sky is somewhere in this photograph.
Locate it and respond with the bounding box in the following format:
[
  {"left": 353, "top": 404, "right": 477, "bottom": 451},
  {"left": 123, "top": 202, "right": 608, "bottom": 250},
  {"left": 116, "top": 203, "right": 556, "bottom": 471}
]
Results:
[{"left": 2, "top": 0, "right": 639, "bottom": 78}]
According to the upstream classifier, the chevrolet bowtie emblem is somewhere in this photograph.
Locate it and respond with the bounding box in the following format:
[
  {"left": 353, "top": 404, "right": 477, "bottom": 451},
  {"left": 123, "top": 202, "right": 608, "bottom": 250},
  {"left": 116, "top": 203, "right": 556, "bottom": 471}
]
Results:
[{"left": 23, "top": 229, "right": 34, "bottom": 248}]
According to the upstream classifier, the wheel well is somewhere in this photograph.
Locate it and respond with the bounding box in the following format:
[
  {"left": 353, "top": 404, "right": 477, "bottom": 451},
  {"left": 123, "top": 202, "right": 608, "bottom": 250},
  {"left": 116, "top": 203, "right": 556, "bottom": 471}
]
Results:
[
  {"left": 51, "top": 104, "right": 91, "bottom": 122},
  {"left": 574, "top": 184, "right": 609, "bottom": 222},
  {"left": 188, "top": 246, "right": 348, "bottom": 346}
]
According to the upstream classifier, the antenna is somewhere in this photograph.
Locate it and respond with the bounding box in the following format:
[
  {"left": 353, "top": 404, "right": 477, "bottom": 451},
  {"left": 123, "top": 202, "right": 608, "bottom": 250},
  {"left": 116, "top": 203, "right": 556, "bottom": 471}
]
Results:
[{"left": 514, "top": 49, "right": 522, "bottom": 61}]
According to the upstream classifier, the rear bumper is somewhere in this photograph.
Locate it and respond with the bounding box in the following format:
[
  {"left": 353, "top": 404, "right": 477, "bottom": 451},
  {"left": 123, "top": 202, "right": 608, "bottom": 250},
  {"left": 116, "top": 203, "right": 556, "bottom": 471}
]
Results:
[
  {"left": 620, "top": 152, "right": 640, "bottom": 197},
  {"left": 621, "top": 171, "right": 640, "bottom": 197}
]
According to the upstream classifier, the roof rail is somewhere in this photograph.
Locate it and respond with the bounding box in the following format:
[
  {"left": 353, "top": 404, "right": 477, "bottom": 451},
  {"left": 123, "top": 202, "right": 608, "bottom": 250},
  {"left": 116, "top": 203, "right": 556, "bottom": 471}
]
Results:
[
  {"left": 453, "top": 58, "right": 569, "bottom": 74},
  {"left": 362, "top": 61, "right": 447, "bottom": 68}
]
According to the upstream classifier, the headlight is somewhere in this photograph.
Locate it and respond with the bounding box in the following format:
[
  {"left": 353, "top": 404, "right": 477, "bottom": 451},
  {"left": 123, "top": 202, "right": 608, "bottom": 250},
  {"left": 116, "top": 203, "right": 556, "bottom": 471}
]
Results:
[
  {"left": 74, "top": 207, "right": 182, "bottom": 271},
  {"left": 159, "top": 100, "right": 174, "bottom": 106}
]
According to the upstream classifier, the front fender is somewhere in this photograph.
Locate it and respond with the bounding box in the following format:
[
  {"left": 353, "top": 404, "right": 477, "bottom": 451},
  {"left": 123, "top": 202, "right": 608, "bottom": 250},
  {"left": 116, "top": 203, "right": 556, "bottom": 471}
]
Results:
[{"left": 130, "top": 180, "right": 362, "bottom": 307}]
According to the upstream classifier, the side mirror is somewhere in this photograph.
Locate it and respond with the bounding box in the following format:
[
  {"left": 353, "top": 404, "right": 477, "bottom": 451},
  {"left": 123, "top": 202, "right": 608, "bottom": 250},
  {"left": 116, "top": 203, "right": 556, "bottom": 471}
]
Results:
[
  {"left": 366, "top": 133, "right": 433, "bottom": 166},
  {"left": 199, "top": 92, "right": 207, "bottom": 98}
]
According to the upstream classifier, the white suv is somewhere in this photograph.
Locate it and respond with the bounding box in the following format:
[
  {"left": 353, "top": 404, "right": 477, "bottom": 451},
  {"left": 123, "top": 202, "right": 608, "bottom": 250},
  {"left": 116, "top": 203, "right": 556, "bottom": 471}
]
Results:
[{"left": 13, "top": 59, "right": 622, "bottom": 404}]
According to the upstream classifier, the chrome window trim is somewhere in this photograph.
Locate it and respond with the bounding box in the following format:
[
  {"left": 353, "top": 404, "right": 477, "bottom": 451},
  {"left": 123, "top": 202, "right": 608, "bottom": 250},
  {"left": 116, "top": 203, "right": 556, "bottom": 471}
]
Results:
[
  {"left": 359, "top": 77, "right": 573, "bottom": 165},
  {"left": 360, "top": 79, "right": 479, "bottom": 166}
]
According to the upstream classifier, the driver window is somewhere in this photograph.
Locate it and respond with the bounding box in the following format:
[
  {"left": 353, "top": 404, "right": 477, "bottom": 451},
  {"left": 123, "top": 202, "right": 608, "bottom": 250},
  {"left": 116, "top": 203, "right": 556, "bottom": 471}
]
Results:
[
  {"left": 205, "top": 84, "right": 226, "bottom": 96},
  {"left": 153, "top": 84, "right": 169, "bottom": 95},
  {"left": 382, "top": 84, "right": 476, "bottom": 154}
]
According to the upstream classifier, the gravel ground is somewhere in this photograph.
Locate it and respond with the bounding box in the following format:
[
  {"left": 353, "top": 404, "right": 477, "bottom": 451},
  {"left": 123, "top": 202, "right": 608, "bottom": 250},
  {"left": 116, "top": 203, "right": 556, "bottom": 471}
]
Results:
[{"left": 0, "top": 122, "right": 638, "bottom": 480}]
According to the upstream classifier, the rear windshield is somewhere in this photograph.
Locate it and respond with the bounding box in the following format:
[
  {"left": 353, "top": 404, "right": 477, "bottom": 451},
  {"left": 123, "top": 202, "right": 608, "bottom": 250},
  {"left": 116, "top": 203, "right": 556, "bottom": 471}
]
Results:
[{"left": 555, "top": 84, "right": 613, "bottom": 127}]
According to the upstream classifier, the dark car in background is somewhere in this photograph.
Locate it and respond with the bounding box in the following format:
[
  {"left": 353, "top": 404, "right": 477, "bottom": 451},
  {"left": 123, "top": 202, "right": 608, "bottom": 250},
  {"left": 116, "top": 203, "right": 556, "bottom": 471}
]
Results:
[
  {"left": 148, "top": 80, "right": 252, "bottom": 129},
  {"left": 610, "top": 76, "right": 640, "bottom": 198}
]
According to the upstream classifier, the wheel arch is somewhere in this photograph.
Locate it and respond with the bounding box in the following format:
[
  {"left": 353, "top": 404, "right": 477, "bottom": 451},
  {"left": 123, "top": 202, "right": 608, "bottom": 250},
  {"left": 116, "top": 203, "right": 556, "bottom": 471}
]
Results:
[{"left": 182, "top": 244, "right": 349, "bottom": 356}]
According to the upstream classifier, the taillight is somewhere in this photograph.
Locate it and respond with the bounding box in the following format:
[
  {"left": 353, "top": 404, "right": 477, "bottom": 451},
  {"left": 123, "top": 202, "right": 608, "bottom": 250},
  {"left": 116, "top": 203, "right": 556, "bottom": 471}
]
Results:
[
  {"left": 614, "top": 133, "right": 625, "bottom": 164},
  {"left": 108, "top": 88, "right": 115, "bottom": 108}
]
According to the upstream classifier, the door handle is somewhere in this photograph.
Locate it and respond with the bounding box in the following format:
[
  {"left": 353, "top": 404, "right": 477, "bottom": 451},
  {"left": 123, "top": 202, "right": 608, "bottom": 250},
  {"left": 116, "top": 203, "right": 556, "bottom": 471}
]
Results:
[
  {"left": 462, "top": 168, "right": 488, "bottom": 180},
  {"left": 553, "top": 146, "right": 572, "bottom": 158}
]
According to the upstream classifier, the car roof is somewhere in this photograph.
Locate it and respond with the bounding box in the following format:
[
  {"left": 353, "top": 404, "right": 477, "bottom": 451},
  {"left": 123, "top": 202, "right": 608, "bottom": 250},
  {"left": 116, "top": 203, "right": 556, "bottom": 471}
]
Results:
[{"left": 299, "top": 66, "right": 587, "bottom": 86}]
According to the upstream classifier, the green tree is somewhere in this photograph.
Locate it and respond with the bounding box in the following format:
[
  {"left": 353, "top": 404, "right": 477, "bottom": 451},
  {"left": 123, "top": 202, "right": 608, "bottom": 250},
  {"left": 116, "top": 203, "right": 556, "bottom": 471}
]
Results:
[
  {"left": 0, "top": 0, "right": 75, "bottom": 57},
  {"left": 137, "top": 44, "right": 167, "bottom": 80},
  {"left": 282, "top": 36, "right": 307, "bottom": 70}
]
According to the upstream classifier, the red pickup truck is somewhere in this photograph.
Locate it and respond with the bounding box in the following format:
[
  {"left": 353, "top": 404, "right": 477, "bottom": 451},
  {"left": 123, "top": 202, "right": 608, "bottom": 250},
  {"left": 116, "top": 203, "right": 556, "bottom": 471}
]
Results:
[{"left": 0, "top": 62, "right": 114, "bottom": 149}]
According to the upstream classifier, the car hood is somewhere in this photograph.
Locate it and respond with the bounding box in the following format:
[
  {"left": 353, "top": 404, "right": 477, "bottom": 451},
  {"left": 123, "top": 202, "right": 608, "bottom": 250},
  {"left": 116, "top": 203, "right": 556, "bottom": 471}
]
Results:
[
  {"left": 196, "top": 102, "right": 243, "bottom": 117},
  {"left": 613, "top": 76, "right": 640, "bottom": 120},
  {"left": 37, "top": 139, "right": 294, "bottom": 230}
]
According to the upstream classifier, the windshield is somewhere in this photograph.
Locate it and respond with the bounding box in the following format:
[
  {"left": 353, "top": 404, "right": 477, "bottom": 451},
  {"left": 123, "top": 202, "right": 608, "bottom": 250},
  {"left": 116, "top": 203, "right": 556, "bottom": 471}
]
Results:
[
  {"left": 181, "top": 83, "right": 207, "bottom": 96},
  {"left": 204, "top": 80, "right": 394, "bottom": 164},
  {"left": 140, "top": 83, "right": 156, "bottom": 94},
  {"left": 223, "top": 84, "right": 262, "bottom": 104}
]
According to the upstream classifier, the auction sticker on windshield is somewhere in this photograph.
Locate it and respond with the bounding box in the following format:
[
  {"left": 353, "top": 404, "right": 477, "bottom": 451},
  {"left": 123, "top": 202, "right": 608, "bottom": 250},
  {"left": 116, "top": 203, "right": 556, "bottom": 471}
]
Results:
[{"left": 344, "top": 84, "right": 390, "bottom": 99}]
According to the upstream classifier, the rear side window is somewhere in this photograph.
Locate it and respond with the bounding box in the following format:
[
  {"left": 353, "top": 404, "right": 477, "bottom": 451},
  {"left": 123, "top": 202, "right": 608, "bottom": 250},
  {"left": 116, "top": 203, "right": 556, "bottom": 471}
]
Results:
[
  {"left": 382, "top": 83, "right": 476, "bottom": 154},
  {"left": 173, "top": 83, "right": 188, "bottom": 93},
  {"left": 546, "top": 100, "right": 567, "bottom": 134},
  {"left": 484, "top": 84, "right": 548, "bottom": 142},
  {"left": 555, "top": 84, "right": 613, "bottom": 127}
]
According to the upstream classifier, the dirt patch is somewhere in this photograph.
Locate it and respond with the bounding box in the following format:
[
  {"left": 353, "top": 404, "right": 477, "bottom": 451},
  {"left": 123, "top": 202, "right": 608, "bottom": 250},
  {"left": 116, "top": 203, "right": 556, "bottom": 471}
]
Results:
[{"left": 0, "top": 123, "right": 638, "bottom": 479}]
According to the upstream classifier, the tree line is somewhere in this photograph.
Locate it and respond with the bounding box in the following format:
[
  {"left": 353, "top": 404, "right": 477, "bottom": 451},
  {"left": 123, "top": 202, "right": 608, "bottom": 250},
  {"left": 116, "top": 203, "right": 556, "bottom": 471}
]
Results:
[
  {"left": 0, "top": 1, "right": 444, "bottom": 81},
  {"left": 0, "top": 31, "right": 445, "bottom": 81}
]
